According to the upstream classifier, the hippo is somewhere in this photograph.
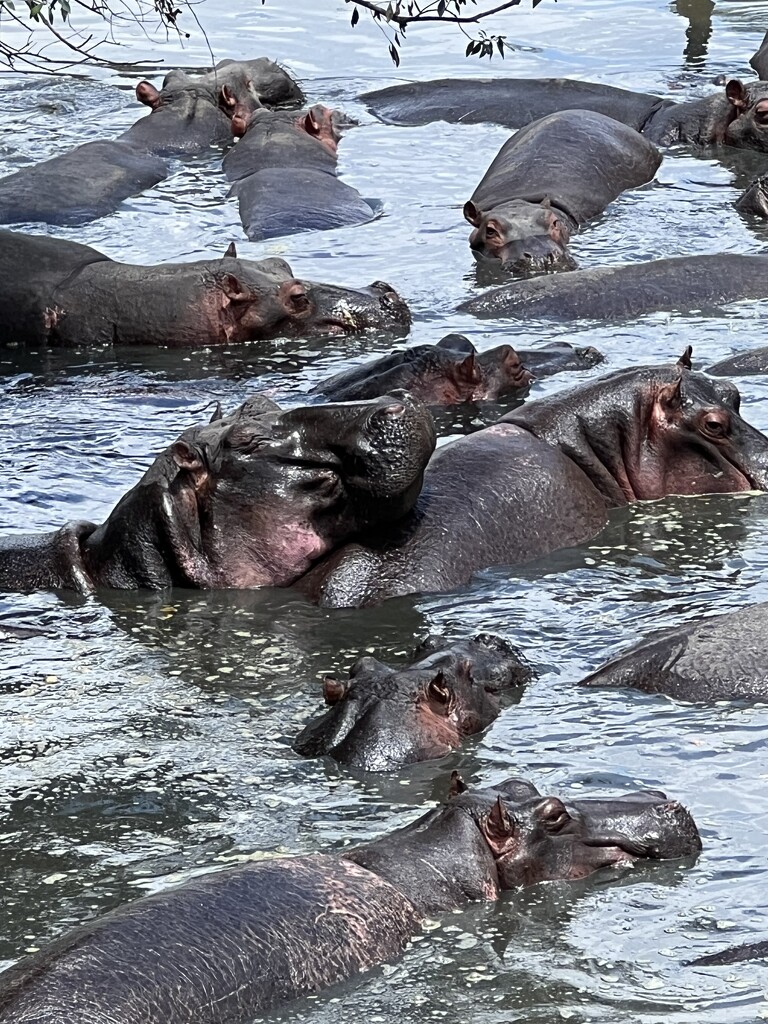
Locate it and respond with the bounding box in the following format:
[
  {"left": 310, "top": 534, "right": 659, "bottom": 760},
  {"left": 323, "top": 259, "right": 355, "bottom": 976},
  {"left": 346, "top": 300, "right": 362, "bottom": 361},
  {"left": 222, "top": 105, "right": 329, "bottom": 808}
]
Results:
[
  {"left": 362, "top": 76, "right": 768, "bottom": 152},
  {"left": 707, "top": 347, "right": 768, "bottom": 375},
  {"left": 223, "top": 103, "right": 375, "bottom": 241},
  {"left": 308, "top": 336, "right": 602, "bottom": 406},
  {"left": 580, "top": 603, "right": 768, "bottom": 701},
  {"left": 294, "top": 634, "right": 532, "bottom": 770},
  {"left": 0, "top": 58, "right": 302, "bottom": 226},
  {"left": 0, "top": 231, "right": 410, "bottom": 347},
  {"left": 0, "top": 393, "right": 436, "bottom": 595},
  {"left": 295, "top": 352, "right": 768, "bottom": 607},
  {"left": 735, "top": 173, "right": 768, "bottom": 218},
  {"left": 465, "top": 110, "right": 661, "bottom": 273},
  {"left": 0, "top": 775, "right": 701, "bottom": 1024},
  {"left": 751, "top": 29, "right": 768, "bottom": 81},
  {"left": 688, "top": 939, "right": 768, "bottom": 966},
  {"left": 459, "top": 254, "right": 768, "bottom": 322}
]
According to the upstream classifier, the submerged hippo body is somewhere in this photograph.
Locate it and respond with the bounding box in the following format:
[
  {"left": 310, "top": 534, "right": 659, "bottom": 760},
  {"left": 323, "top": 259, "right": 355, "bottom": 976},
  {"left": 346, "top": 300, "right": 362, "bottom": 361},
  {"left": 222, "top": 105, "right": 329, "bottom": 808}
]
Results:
[
  {"left": 465, "top": 110, "right": 661, "bottom": 273},
  {"left": 297, "top": 357, "right": 768, "bottom": 607},
  {"left": 0, "top": 230, "right": 410, "bottom": 347},
  {"left": 707, "top": 347, "right": 768, "bottom": 375},
  {"left": 0, "top": 777, "right": 701, "bottom": 1024},
  {"left": 294, "top": 634, "right": 532, "bottom": 770},
  {"left": 309, "top": 336, "right": 602, "bottom": 406},
  {"left": 581, "top": 604, "right": 768, "bottom": 701},
  {"left": 0, "top": 58, "right": 302, "bottom": 226},
  {"left": 224, "top": 105, "right": 375, "bottom": 241},
  {"left": 0, "top": 394, "right": 435, "bottom": 595},
  {"left": 751, "top": 30, "right": 768, "bottom": 81},
  {"left": 459, "top": 254, "right": 768, "bottom": 322},
  {"left": 362, "top": 76, "right": 768, "bottom": 152}
]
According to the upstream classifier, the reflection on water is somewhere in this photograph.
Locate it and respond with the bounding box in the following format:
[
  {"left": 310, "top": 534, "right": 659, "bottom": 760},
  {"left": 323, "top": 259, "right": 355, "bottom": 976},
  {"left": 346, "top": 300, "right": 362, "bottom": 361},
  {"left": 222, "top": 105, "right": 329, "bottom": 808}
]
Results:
[{"left": 3, "top": 2, "right": 768, "bottom": 1022}]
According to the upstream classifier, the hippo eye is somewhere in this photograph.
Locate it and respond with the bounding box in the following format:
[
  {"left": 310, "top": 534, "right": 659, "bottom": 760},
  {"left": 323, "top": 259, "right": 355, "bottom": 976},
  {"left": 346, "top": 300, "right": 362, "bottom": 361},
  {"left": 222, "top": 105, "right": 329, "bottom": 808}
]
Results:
[
  {"left": 755, "top": 104, "right": 768, "bottom": 125},
  {"left": 536, "top": 797, "right": 571, "bottom": 831},
  {"left": 485, "top": 224, "right": 502, "bottom": 240},
  {"left": 700, "top": 412, "right": 729, "bottom": 439}
]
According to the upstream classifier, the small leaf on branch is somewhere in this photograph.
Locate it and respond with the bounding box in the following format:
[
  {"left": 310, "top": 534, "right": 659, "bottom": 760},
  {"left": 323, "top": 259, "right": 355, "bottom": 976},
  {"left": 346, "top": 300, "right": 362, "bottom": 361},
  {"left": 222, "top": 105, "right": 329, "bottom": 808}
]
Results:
[
  {"left": 351, "top": 5, "right": 359, "bottom": 25},
  {"left": 389, "top": 42, "right": 401, "bottom": 67}
]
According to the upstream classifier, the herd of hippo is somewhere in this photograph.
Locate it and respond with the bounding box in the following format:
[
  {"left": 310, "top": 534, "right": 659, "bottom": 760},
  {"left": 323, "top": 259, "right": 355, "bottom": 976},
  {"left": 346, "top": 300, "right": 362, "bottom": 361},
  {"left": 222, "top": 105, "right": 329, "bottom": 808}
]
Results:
[{"left": 4, "top": 23, "right": 768, "bottom": 1024}]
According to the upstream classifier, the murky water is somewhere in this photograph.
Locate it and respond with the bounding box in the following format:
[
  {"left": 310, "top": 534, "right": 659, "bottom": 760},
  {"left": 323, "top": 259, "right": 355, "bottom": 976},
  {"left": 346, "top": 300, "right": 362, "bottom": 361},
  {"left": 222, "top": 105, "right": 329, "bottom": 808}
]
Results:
[{"left": 3, "top": 1, "right": 768, "bottom": 1021}]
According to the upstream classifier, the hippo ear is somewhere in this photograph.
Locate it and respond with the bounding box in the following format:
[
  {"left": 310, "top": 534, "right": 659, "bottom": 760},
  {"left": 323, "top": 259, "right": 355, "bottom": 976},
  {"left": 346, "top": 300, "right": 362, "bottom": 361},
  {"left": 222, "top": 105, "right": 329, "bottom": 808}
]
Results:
[
  {"left": 322, "top": 676, "right": 347, "bottom": 705},
  {"left": 726, "top": 79, "right": 748, "bottom": 109},
  {"left": 171, "top": 440, "right": 208, "bottom": 489},
  {"left": 221, "top": 274, "right": 251, "bottom": 303},
  {"left": 136, "top": 81, "right": 162, "bottom": 109},
  {"left": 463, "top": 201, "right": 481, "bottom": 226},
  {"left": 302, "top": 105, "right": 326, "bottom": 136},
  {"left": 427, "top": 671, "right": 452, "bottom": 710},
  {"left": 224, "top": 242, "right": 238, "bottom": 259},
  {"left": 437, "top": 333, "right": 475, "bottom": 356},
  {"left": 455, "top": 352, "right": 482, "bottom": 386},
  {"left": 484, "top": 796, "right": 517, "bottom": 855},
  {"left": 656, "top": 376, "right": 684, "bottom": 416},
  {"left": 220, "top": 83, "right": 238, "bottom": 110},
  {"left": 209, "top": 402, "right": 223, "bottom": 424},
  {"left": 677, "top": 345, "right": 693, "bottom": 370},
  {"left": 448, "top": 771, "right": 468, "bottom": 799}
]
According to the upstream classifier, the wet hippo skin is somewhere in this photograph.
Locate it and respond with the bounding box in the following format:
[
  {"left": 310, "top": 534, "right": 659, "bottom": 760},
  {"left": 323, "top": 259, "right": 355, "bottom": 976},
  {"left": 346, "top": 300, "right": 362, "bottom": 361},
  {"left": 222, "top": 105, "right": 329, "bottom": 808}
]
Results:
[
  {"left": 0, "top": 777, "right": 700, "bottom": 1024},
  {"left": 0, "top": 230, "right": 411, "bottom": 347},
  {"left": 0, "top": 58, "right": 303, "bottom": 226},
  {"left": 581, "top": 603, "right": 768, "bottom": 701},
  {"left": 296, "top": 355, "right": 768, "bottom": 607},
  {"left": 707, "top": 347, "right": 768, "bottom": 375},
  {"left": 0, "top": 393, "right": 436, "bottom": 595},
  {"left": 459, "top": 254, "right": 768, "bottom": 322},
  {"left": 464, "top": 110, "right": 661, "bottom": 273},
  {"left": 294, "top": 633, "right": 533, "bottom": 770},
  {"left": 362, "top": 76, "right": 768, "bottom": 152}
]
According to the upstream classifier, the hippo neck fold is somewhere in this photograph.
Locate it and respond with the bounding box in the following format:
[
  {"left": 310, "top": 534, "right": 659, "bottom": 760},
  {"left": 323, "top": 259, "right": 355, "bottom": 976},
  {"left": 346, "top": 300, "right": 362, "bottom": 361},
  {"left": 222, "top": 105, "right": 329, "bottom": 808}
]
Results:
[
  {"left": 344, "top": 803, "right": 499, "bottom": 917},
  {"left": 505, "top": 382, "right": 649, "bottom": 507}
]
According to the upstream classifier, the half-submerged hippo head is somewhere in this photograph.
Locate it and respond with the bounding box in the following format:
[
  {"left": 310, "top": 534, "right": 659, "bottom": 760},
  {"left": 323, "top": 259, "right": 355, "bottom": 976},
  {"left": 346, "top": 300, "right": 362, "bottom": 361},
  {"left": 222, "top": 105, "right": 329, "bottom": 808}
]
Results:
[
  {"left": 230, "top": 102, "right": 344, "bottom": 156},
  {"left": 735, "top": 173, "right": 768, "bottom": 219},
  {"left": 346, "top": 775, "right": 700, "bottom": 914},
  {"left": 509, "top": 347, "right": 768, "bottom": 504},
  {"left": 83, "top": 394, "right": 435, "bottom": 589},
  {"left": 206, "top": 253, "right": 411, "bottom": 342},
  {"left": 464, "top": 198, "right": 577, "bottom": 275},
  {"left": 724, "top": 79, "right": 768, "bottom": 152},
  {"left": 294, "top": 634, "right": 531, "bottom": 770}
]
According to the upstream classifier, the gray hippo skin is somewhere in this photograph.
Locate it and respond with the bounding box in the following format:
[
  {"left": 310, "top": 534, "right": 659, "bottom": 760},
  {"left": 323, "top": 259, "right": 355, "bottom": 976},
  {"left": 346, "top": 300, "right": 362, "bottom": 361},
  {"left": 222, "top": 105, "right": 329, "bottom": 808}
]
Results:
[
  {"left": 735, "top": 172, "right": 768, "bottom": 218},
  {"left": 0, "top": 59, "right": 302, "bottom": 226},
  {"left": 688, "top": 939, "right": 768, "bottom": 966},
  {"left": 0, "top": 776, "right": 701, "bottom": 1024},
  {"left": 0, "top": 393, "right": 436, "bottom": 594},
  {"left": 294, "top": 633, "right": 532, "bottom": 770},
  {"left": 751, "top": 29, "right": 768, "bottom": 81},
  {"left": 459, "top": 254, "right": 768, "bottom": 322},
  {"left": 224, "top": 103, "right": 375, "bottom": 240},
  {"left": 362, "top": 76, "right": 768, "bottom": 151},
  {"left": 309, "top": 336, "right": 602, "bottom": 406},
  {"left": 465, "top": 110, "right": 661, "bottom": 273},
  {"left": 296, "top": 354, "right": 768, "bottom": 607},
  {"left": 0, "top": 230, "right": 410, "bottom": 347},
  {"left": 707, "top": 347, "right": 768, "bottom": 375},
  {"left": 581, "top": 603, "right": 768, "bottom": 701}
]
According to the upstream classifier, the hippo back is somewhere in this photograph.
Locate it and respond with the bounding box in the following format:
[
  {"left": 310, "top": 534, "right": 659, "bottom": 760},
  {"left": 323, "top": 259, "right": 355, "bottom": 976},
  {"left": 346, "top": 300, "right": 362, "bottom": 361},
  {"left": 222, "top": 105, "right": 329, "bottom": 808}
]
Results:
[
  {"left": 0, "top": 856, "right": 420, "bottom": 1024},
  {"left": 470, "top": 110, "right": 662, "bottom": 224}
]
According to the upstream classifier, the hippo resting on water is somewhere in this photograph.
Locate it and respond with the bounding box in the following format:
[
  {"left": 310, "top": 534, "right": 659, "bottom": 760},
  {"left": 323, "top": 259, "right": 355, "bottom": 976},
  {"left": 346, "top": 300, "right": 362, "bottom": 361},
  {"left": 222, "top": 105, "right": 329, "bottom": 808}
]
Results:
[
  {"left": 223, "top": 102, "right": 376, "bottom": 240},
  {"left": 0, "top": 58, "right": 303, "bottom": 226},
  {"left": 465, "top": 110, "right": 661, "bottom": 274},
  {"left": 0, "top": 230, "right": 410, "bottom": 347},
  {"left": 460, "top": 254, "right": 768, "bottom": 322},
  {"left": 309, "top": 334, "right": 603, "bottom": 406},
  {"left": 295, "top": 634, "right": 532, "bottom": 770},
  {"left": 0, "top": 775, "right": 701, "bottom": 1024},
  {"left": 297, "top": 351, "right": 768, "bottom": 607},
  {"left": 361, "top": 76, "right": 768, "bottom": 151},
  {"left": 0, "top": 394, "right": 435, "bottom": 594},
  {"left": 581, "top": 603, "right": 768, "bottom": 702}
]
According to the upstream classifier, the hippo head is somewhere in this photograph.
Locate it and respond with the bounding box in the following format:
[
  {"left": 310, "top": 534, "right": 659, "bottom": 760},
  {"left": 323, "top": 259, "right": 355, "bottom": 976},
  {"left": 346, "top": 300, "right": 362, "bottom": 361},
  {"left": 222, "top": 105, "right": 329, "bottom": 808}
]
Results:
[
  {"left": 214, "top": 56, "right": 305, "bottom": 109},
  {"left": 735, "top": 174, "right": 768, "bottom": 219},
  {"left": 509, "top": 348, "right": 768, "bottom": 504},
  {"left": 724, "top": 79, "right": 768, "bottom": 152},
  {"left": 346, "top": 775, "right": 700, "bottom": 914},
  {"left": 464, "top": 198, "right": 577, "bottom": 274},
  {"left": 294, "top": 634, "right": 530, "bottom": 770},
  {"left": 470, "top": 779, "right": 702, "bottom": 888},
  {"left": 205, "top": 254, "right": 411, "bottom": 341},
  {"left": 230, "top": 103, "right": 344, "bottom": 157},
  {"left": 84, "top": 395, "right": 435, "bottom": 590}
]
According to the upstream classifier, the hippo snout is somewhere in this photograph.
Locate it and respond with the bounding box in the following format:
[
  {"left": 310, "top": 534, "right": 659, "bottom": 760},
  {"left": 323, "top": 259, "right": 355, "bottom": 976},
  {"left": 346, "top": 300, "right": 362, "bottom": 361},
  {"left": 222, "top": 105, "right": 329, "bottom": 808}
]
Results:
[{"left": 500, "top": 236, "right": 578, "bottom": 275}]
